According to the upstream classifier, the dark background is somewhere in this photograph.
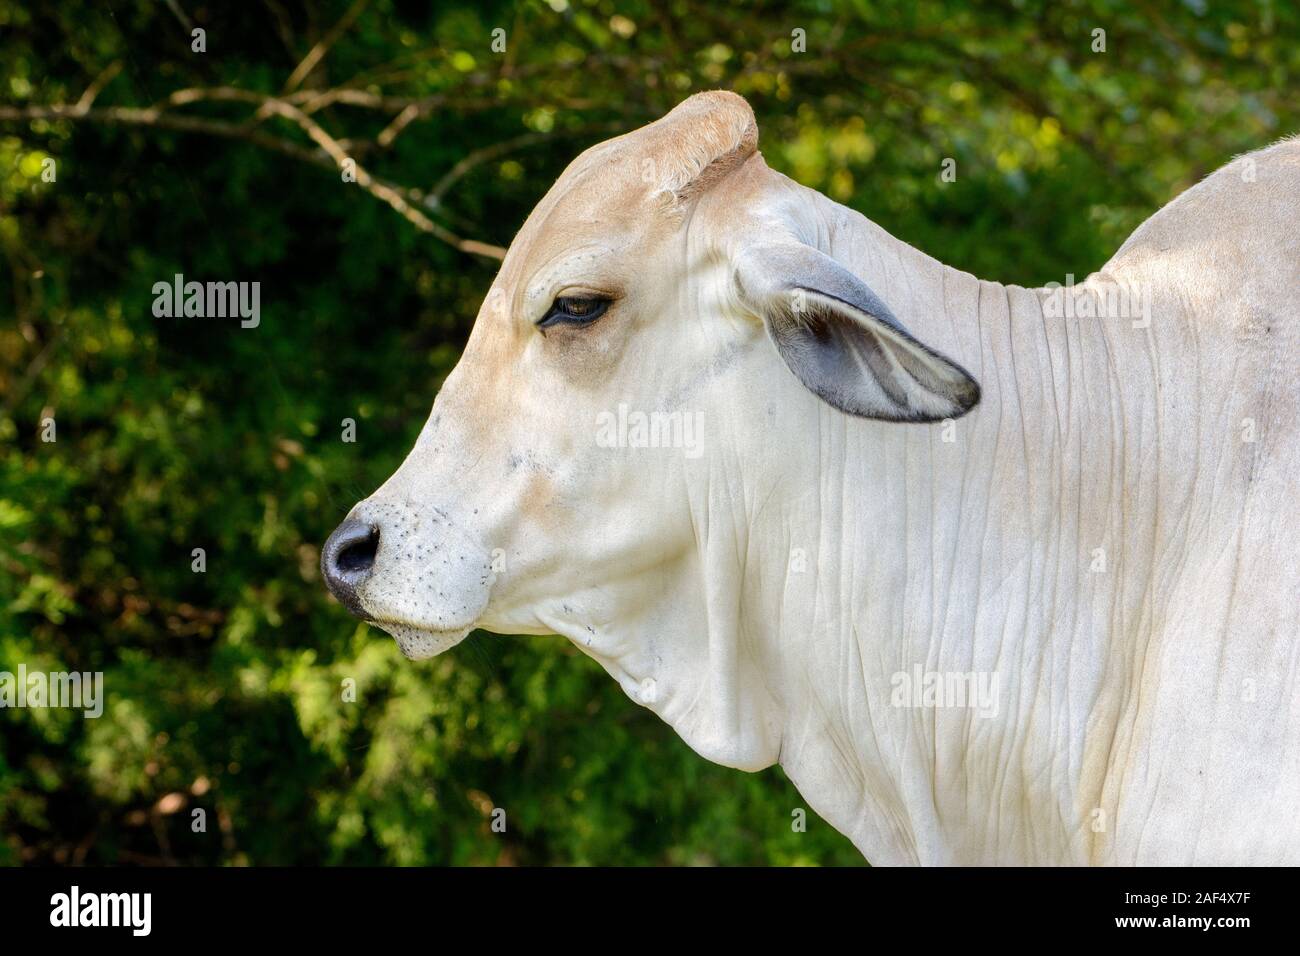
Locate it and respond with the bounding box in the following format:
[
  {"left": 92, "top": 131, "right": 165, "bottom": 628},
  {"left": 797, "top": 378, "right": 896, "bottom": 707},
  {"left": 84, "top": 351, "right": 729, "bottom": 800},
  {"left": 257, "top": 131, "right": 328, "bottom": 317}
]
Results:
[{"left": 1, "top": 0, "right": 1295, "bottom": 865}]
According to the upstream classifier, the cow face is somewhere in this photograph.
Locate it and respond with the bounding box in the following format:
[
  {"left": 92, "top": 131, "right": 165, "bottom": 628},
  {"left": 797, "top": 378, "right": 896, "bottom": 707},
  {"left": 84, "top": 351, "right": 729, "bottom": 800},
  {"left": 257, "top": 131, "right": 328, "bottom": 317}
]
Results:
[{"left": 322, "top": 91, "right": 979, "bottom": 679}]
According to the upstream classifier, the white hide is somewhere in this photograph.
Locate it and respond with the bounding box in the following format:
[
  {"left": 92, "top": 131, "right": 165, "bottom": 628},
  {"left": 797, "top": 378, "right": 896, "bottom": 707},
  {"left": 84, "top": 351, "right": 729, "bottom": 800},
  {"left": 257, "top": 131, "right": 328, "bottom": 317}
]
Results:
[{"left": 332, "top": 92, "right": 1300, "bottom": 865}]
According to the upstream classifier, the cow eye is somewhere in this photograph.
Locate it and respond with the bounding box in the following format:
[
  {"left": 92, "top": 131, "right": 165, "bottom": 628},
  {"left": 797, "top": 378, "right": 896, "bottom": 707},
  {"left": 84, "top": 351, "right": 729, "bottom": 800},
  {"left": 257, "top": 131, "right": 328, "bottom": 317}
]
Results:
[{"left": 537, "top": 296, "right": 610, "bottom": 329}]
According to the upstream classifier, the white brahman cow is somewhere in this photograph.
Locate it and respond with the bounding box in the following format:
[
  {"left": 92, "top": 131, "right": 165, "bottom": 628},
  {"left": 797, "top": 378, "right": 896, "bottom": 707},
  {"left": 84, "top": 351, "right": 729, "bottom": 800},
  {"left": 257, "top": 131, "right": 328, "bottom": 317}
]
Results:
[{"left": 323, "top": 91, "right": 1300, "bottom": 865}]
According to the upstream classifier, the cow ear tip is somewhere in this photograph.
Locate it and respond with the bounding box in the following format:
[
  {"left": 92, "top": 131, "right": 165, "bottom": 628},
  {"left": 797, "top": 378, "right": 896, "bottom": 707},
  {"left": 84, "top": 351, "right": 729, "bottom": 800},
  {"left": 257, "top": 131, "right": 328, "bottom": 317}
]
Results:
[
  {"left": 936, "top": 363, "right": 981, "bottom": 419},
  {"left": 911, "top": 375, "right": 979, "bottom": 423},
  {"left": 957, "top": 375, "right": 981, "bottom": 412}
]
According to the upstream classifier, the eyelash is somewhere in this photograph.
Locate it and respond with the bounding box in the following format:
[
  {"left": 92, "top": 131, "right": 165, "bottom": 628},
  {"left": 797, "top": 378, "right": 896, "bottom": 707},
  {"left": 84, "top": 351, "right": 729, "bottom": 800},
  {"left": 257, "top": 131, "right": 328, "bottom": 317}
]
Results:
[{"left": 536, "top": 296, "right": 611, "bottom": 330}]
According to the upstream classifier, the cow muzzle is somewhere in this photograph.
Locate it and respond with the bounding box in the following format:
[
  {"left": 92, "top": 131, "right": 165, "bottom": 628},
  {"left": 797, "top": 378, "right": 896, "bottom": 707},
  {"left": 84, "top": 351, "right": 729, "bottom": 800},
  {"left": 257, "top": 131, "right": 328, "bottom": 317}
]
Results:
[{"left": 321, "top": 499, "right": 493, "bottom": 660}]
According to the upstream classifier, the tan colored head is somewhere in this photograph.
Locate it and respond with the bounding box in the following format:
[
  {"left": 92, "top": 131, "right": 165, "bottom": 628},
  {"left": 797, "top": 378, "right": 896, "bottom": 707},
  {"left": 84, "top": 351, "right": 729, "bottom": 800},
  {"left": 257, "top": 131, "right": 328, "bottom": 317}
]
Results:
[{"left": 321, "top": 92, "right": 979, "bottom": 760}]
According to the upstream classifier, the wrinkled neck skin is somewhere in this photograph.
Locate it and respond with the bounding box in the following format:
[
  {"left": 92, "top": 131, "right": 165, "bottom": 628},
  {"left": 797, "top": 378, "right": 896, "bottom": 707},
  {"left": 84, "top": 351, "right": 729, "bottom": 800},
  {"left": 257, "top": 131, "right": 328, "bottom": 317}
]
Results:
[{"left": 577, "top": 188, "right": 1170, "bottom": 866}]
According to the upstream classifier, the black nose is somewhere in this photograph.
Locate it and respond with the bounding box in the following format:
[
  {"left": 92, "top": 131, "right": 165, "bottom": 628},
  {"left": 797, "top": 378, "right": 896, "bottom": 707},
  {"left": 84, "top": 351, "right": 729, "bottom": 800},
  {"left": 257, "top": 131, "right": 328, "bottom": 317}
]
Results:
[{"left": 321, "top": 518, "right": 379, "bottom": 619}]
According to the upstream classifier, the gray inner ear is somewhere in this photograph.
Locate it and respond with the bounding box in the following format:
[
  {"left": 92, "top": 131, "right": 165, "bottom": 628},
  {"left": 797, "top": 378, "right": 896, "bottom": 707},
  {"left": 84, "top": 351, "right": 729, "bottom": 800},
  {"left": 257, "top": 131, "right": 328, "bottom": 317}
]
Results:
[
  {"left": 770, "top": 302, "right": 909, "bottom": 413},
  {"left": 739, "top": 245, "right": 981, "bottom": 423}
]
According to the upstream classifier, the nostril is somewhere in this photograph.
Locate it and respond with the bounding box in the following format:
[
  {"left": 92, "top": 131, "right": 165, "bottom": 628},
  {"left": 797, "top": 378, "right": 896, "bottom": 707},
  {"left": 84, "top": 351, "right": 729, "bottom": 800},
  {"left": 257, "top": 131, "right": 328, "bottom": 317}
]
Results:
[
  {"left": 322, "top": 518, "right": 380, "bottom": 620},
  {"left": 337, "top": 528, "right": 379, "bottom": 574}
]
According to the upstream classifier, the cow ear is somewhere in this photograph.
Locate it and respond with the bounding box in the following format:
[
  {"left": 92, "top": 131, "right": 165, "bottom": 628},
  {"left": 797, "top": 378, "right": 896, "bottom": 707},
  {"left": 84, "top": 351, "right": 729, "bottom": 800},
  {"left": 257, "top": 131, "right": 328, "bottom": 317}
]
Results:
[{"left": 735, "top": 243, "right": 980, "bottom": 422}]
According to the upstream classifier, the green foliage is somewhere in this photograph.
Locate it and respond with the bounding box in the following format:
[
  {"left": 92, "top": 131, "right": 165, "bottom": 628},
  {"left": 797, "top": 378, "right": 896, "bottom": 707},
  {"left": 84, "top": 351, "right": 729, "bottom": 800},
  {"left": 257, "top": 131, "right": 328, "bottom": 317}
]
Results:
[{"left": 1, "top": 0, "right": 1295, "bottom": 865}]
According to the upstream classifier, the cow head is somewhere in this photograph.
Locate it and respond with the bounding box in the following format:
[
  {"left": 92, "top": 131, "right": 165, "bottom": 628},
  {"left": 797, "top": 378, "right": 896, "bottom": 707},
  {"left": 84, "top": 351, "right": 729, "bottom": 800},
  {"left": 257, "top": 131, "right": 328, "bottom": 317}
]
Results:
[{"left": 322, "top": 91, "right": 979, "bottom": 768}]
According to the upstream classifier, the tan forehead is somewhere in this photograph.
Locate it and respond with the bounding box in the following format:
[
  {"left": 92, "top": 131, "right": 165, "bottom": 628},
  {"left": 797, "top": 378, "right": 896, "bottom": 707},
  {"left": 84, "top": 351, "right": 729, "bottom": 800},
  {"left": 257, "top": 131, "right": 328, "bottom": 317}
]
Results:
[
  {"left": 512, "top": 137, "right": 660, "bottom": 255},
  {"left": 503, "top": 92, "right": 761, "bottom": 271}
]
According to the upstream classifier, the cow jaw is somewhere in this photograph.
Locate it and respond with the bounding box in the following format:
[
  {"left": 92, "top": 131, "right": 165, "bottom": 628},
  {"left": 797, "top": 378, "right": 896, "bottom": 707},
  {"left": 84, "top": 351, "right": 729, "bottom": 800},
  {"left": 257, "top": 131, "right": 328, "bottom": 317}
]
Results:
[{"left": 525, "top": 551, "right": 786, "bottom": 773}]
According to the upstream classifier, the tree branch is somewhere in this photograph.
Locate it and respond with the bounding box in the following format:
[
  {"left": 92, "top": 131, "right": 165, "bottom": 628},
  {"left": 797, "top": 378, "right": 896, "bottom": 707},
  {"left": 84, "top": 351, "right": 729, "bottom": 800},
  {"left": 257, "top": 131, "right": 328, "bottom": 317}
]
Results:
[
  {"left": 282, "top": 0, "right": 369, "bottom": 94},
  {"left": 0, "top": 99, "right": 507, "bottom": 260},
  {"left": 75, "top": 61, "right": 124, "bottom": 113}
]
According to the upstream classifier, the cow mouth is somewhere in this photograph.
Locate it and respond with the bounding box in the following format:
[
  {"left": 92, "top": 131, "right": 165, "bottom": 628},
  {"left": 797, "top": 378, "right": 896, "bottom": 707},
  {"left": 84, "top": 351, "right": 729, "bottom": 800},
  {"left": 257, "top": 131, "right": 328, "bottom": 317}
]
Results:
[{"left": 372, "top": 620, "right": 474, "bottom": 660}]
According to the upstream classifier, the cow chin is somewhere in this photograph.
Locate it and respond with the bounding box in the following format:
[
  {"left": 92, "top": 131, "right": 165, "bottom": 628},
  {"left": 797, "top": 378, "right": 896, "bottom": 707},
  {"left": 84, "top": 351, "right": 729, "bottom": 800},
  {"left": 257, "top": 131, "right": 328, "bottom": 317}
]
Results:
[{"left": 375, "top": 620, "right": 474, "bottom": 660}]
